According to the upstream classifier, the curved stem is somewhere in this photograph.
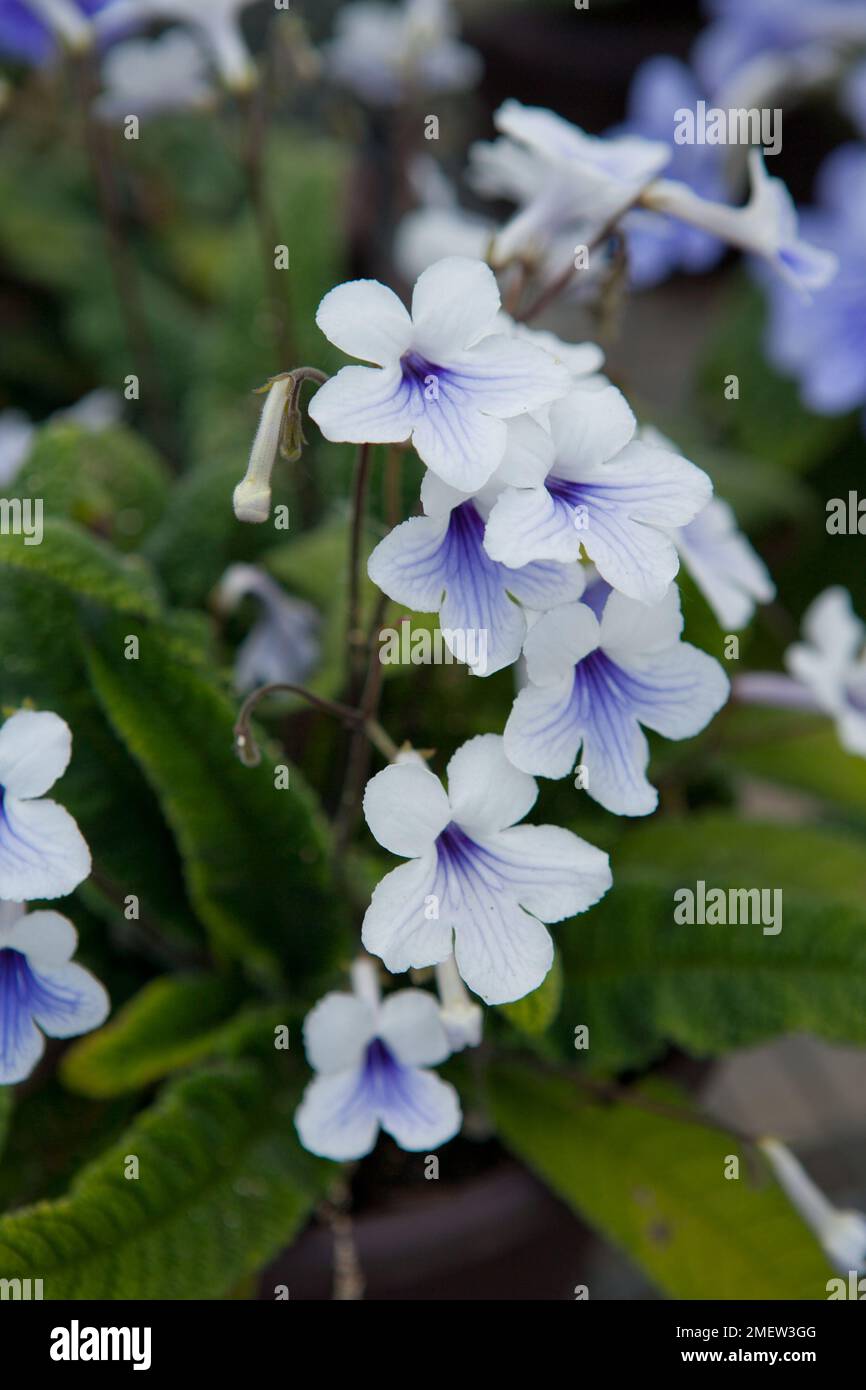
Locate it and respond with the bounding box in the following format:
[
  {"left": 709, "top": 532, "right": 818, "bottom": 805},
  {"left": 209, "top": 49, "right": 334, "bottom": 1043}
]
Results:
[{"left": 233, "top": 682, "right": 362, "bottom": 766}]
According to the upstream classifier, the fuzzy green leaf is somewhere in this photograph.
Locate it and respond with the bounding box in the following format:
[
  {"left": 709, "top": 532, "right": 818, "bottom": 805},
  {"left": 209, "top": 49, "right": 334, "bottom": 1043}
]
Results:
[
  {"left": 489, "top": 1061, "right": 832, "bottom": 1300},
  {"left": 0, "top": 1063, "right": 330, "bottom": 1300},
  {"left": 82, "top": 613, "right": 347, "bottom": 984}
]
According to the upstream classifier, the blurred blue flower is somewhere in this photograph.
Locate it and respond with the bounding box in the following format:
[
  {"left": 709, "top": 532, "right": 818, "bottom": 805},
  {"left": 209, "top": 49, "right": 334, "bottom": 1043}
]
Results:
[
  {"left": 694, "top": 0, "right": 866, "bottom": 103},
  {"left": 761, "top": 143, "right": 866, "bottom": 427},
  {"left": 0, "top": 0, "right": 117, "bottom": 64},
  {"left": 611, "top": 55, "right": 727, "bottom": 289}
]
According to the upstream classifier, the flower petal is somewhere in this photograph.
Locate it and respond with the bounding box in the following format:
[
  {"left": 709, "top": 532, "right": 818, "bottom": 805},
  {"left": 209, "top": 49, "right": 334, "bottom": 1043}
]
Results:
[
  {"left": 505, "top": 678, "right": 584, "bottom": 779},
  {"left": 446, "top": 733, "right": 537, "bottom": 833},
  {"left": 0, "top": 796, "right": 91, "bottom": 900},
  {"left": 410, "top": 388, "right": 507, "bottom": 492},
  {"left": 504, "top": 558, "right": 586, "bottom": 611},
  {"left": 599, "top": 586, "right": 683, "bottom": 659},
  {"left": 0, "top": 709, "right": 71, "bottom": 799},
  {"left": 411, "top": 256, "right": 501, "bottom": 358},
  {"left": 451, "top": 883, "right": 555, "bottom": 1005},
  {"left": 377, "top": 1065, "right": 462, "bottom": 1151},
  {"left": 0, "top": 987, "right": 44, "bottom": 1086},
  {"left": 523, "top": 601, "right": 600, "bottom": 685},
  {"left": 308, "top": 363, "right": 413, "bottom": 444},
  {"left": 28, "top": 961, "right": 109, "bottom": 1039},
  {"left": 363, "top": 763, "right": 451, "bottom": 857},
  {"left": 316, "top": 279, "right": 413, "bottom": 365},
  {"left": 8, "top": 909, "right": 76, "bottom": 967},
  {"left": 620, "top": 643, "right": 730, "bottom": 740},
  {"left": 295, "top": 1068, "right": 380, "bottom": 1161},
  {"left": 367, "top": 513, "right": 451, "bottom": 612},
  {"left": 378, "top": 988, "right": 451, "bottom": 1067},
  {"left": 362, "top": 854, "right": 453, "bottom": 972},
  {"left": 446, "top": 334, "right": 570, "bottom": 418},
  {"left": 547, "top": 380, "right": 636, "bottom": 474},
  {"left": 486, "top": 822, "right": 613, "bottom": 922},
  {"left": 484, "top": 483, "right": 582, "bottom": 568},
  {"left": 302, "top": 991, "right": 376, "bottom": 1075}
]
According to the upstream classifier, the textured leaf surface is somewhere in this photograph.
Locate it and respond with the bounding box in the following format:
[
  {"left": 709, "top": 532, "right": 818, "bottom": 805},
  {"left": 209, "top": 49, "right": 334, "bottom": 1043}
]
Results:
[
  {"left": 550, "top": 816, "right": 866, "bottom": 1072},
  {"left": 83, "top": 613, "right": 347, "bottom": 984},
  {"left": 0, "top": 518, "right": 160, "bottom": 617},
  {"left": 61, "top": 975, "right": 246, "bottom": 1098},
  {"left": 0, "top": 1063, "right": 330, "bottom": 1300},
  {"left": 489, "top": 1062, "right": 832, "bottom": 1300}
]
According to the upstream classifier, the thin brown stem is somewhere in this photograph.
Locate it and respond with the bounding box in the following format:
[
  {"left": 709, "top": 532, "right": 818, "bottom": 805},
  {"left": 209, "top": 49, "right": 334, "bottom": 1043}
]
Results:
[
  {"left": 346, "top": 442, "right": 374, "bottom": 693},
  {"left": 74, "top": 53, "right": 172, "bottom": 457},
  {"left": 234, "top": 682, "right": 362, "bottom": 767}
]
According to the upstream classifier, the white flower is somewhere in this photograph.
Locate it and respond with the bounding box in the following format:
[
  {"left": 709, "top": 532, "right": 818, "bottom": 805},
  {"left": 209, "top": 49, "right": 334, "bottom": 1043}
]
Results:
[
  {"left": 95, "top": 28, "right": 215, "bottom": 121},
  {"left": 0, "top": 710, "right": 91, "bottom": 901},
  {"left": 504, "top": 586, "right": 729, "bottom": 816},
  {"left": 361, "top": 733, "right": 611, "bottom": 1005},
  {"left": 322, "top": 0, "right": 481, "bottom": 107},
  {"left": 477, "top": 100, "right": 670, "bottom": 266},
  {"left": 642, "top": 426, "right": 775, "bottom": 630},
  {"left": 98, "top": 0, "right": 258, "bottom": 92},
  {"left": 367, "top": 425, "right": 585, "bottom": 677},
  {"left": 785, "top": 588, "right": 866, "bottom": 752},
  {"left": 674, "top": 498, "right": 775, "bottom": 630},
  {"left": 482, "top": 385, "right": 712, "bottom": 604},
  {"left": 759, "top": 1137, "right": 866, "bottom": 1274},
  {"left": 0, "top": 411, "right": 35, "bottom": 487},
  {"left": 295, "top": 958, "right": 460, "bottom": 1160},
  {"left": 435, "top": 953, "right": 482, "bottom": 1051},
  {"left": 308, "top": 257, "right": 570, "bottom": 493},
  {"left": 214, "top": 563, "right": 320, "bottom": 694},
  {"left": 642, "top": 150, "right": 838, "bottom": 294},
  {"left": 493, "top": 313, "right": 605, "bottom": 381},
  {"left": 0, "top": 901, "right": 109, "bottom": 1085},
  {"left": 736, "top": 587, "right": 866, "bottom": 755}
]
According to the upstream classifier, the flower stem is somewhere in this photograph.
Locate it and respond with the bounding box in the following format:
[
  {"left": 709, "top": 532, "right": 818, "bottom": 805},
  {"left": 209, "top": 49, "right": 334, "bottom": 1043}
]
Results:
[{"left": 346, "top": 442, "right": 374, "bottom": 693}]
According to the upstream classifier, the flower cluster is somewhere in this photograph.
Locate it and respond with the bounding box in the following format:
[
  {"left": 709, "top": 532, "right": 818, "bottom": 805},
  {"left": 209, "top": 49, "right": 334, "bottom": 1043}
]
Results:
[
  {"left": 0, "top": 709, "right": 108, "bottom": 1084},
  {"left": 284, "top": 248, "right": 787, "bottom": 1160}
]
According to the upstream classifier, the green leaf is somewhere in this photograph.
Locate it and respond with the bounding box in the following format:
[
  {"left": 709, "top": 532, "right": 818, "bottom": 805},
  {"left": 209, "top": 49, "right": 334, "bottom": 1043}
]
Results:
[
  {"left": 61, "top": 975, "right": 247, "bottom": 1099},
  {"left": 0, "top": 1063, "right": 331, "bottom": 1299},
  {"left": 83, "top": 612, "right": 347, "bottom": 984},
  {"left": 720, "top": 706, "right": 866, "bottom": 824},
  {"left": 0, "top": 518, "right": 160, "bottom": 617},
  {"left": 489, "top": 1061, "right": 832, "bottom": 1299},
  {"left": 12, "top": 424, "right": 170, "bottom": 551},
  {"left": 552, "top": 816, "right": 866, "bottom": 1072}
]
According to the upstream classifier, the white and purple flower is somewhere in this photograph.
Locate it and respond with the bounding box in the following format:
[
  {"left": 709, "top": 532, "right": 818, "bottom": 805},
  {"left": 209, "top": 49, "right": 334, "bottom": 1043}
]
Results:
[
  {"left": 361, "top": 734, "right": 612, "bottom": 1004},
  {"left": 95, "top": 26, "right": 215, "bottom": 121},
  {"left": 760, "top": 144, "right": 866, "bottom": 428},
  {"left": 214, "top": 563, "right": 320, "bottom": 695},
  {"left": 642, "top": 149, "right": 838, "bottom": 295},
  {"left": 295, "top": 958, "right": 461, "bottom": 1160},
  {"left": 308, "top": 257, "right": 570, "bottom": 494},
  {"left": 504, "top": 585, "right": 729, "bottom": 815},
  {"left": 736, "top": 587, "right": 866, "bottom": 756},
  {"left": 609, "top": 56, "right": 728, "bottom": 289},
  {"left": 479, "top": 99, "right": 671, "bottom": 268},
  {"left": 641, "top": 426, "right": 776, "bottom": 629},
  {"left": 321, "top": 0, "right": 482, "bottom": 107},
  {"left": 0, "top": 901, "right": 109, "bottom": 1085},
  {"left": 367, "top": 428, "right": 585, "bottom": 677},
  {"left": 0, "top": 709, "right": 91, "bottom": 901},
  {"left": 482, "top": 384, "right": 712, "bottom": 604}
]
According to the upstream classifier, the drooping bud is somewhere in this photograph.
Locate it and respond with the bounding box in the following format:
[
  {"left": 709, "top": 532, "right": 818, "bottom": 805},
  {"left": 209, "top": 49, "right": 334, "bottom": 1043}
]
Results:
[
  {"left": 760, "top": 1137, "right": 866, "bottom": 1273},
  {"left": 233, "top": 375, "right": 294, "bottom": 524}
]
